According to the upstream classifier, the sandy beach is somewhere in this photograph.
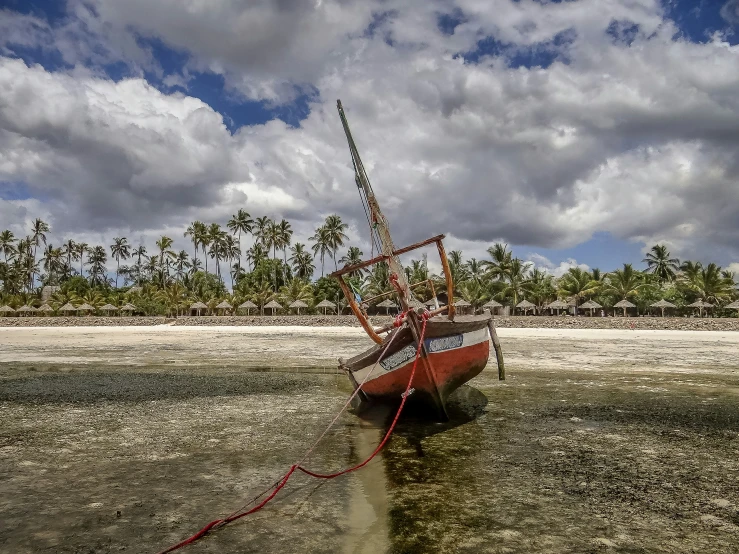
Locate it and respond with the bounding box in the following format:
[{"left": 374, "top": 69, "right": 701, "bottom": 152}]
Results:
[{"left": 2, "top": 326, "right": 739, "bottom": 553}]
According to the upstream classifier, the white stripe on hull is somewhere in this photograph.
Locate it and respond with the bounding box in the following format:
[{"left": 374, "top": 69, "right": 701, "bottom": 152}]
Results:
[{"left": 353, "top": 326, "right": 490, "bottom": 384}]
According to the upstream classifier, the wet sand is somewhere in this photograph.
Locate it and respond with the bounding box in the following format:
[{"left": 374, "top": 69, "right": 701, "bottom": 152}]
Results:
[{"left": 1, "top": 326, "right": 738, "bottom": 553}]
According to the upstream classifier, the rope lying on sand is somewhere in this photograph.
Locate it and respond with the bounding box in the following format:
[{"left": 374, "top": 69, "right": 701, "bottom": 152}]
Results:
[{"left": 157, "top": 311, "right": 429, "bottom": 553}]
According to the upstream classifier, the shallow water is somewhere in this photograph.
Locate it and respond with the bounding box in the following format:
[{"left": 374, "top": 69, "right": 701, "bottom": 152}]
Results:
[{"left": 1, "top": 327, "right": 739, "bottom": 553}]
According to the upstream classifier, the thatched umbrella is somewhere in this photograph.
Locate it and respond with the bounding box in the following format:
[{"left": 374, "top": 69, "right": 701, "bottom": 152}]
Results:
[
  {"left": 454, "top": 298, "right": 472, "bottom": 315},
  {"left": 77, "top": 303, "right": 95, "bottom": 315},
  {"left": 316, "top": 299, "right": 336, "bottom": 315},
  {"left": 100, "top": 303, "right": 119, "bottom": 316},
  {"left": 424, "top": 298, "right": 441, "bottom": 310},
  {"left": 408, "top": 298, "right": 424, "bottom": 310},
  {"left": 580, "top": 300, "right": 602, "bottom": 316},
  {"left": 37, "top": 304, "right": 53, "bottom": 315},
  {"left": 17, "top": 305, "right": 35, "bottom": 316},
  {"left": 264, "top": 299, "right": 283, "bottom": 315},
  {"left": 516, "top": 299, "right": 536, "bottom": 315},
  {"left": 0, "top": 305, "right": 15, "bottom": 316},
  {"left": 59, "top": 303, "right": 77, "bottom": 315},
  {"left": 289, "top": 299, "right": 309, "bottom": 314},
  {"left": 483, "top": 299, "right": 502, "bottom": 313},
  {"left": 190, "top": 301, "right": 208, "bottom": 316},
  {"left": 121, "top": 303, "right": 137, "bottom": 314},
  {"left": 546, "top": 299, "right": 568, "bottom": 315},
  {"left": 215, "top": 300, "right": 233, "bottom": 315},
  {"left": 725, "top": 300, "right": 739, "bottom": 310},
  {"left": 613, "top": 299, "right": 636, "bottom": 317},
  {"left": 377, "top": 298, "right": 396, "bottom": 315},
  {"left": 650, "top": 299, "right": 676, "bottom": 317},
  {"left": 238, "top": 300, "right": 257, "bottom": 315},
  {"left": 687, "top": 299, "right": 713, "bottom": 317}
]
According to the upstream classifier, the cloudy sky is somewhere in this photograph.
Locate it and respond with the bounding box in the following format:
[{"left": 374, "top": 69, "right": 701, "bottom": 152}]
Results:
[{"left": 1, "top": 0, "right": 739, "bottom": 277}]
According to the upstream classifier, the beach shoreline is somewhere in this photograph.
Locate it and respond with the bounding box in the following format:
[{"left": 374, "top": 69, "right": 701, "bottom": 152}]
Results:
[{"left": 1, "top": 314, "right": 739, "bottom": 332}]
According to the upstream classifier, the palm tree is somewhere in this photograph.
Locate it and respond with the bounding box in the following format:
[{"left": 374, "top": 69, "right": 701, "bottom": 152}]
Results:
[
  {"left": 62, "top": 239, "right": 77, "bottom": 278},
  {"left": 279, "top": 278, "right": 314, "bottom": 307},
  {"left": 246, "top": 243, "right": 268, "bottom": 270},
  {"left": 500, "top": 258, "right": 531, "bottom": 308},
  {"left": 289, "top": 243, "right": 315, "bottom": 280},
  {"left": 558, "top": 267, "right": 598, "bottom": 308},
  {"left": 310, "top": 226, "right": 332, "bottom": 277},
  {"left": 227, "top": 210, "right": 253, "bottom": 274},
  {"left": 132, "top": 245, "right": 148, "bottom": 286},
  {"left": 324, "top": 214, "right": 349, "bottom": 271},
  {"left": 483, "top": 242, "right": 513, "bottom": 281},
  {"left": 643, "top": 244, "right": 680, "bottom": 283},
  {"left": 253, "top": 216, "right": 272, "bottom": 248},
  {"left": 110, "top": 237, "right": 131, "bottom": 288},
  {"left": 157, "top": 283, "right": 187, "bottom": 317},
  {"left": 76, "top": 242, "right": 89, "bottom": 277},
  {"left": 262, "top": 220, "right": 283, "bottom": 289},
  {"left": 679, "top": 260, "right": 702, "bottom": 283},
  {"left": 87, "top": 246, "right": 107, "bottom": 287},
  {"left": 206, "top": 224, "right": 226, "bottom": 280},
  {"left": 40, "top": 244, "right": 64, "bottom": 285},
  {"left": 174, "top": 250, "right": 190, "bottom": 281},
  {"left": 278, "top": 219, "right": 293, "bottom": 282},
  {"left": 184, "top": 221, "right": 205, "bottom": 269},
  {"left": 339, "top": 246, "right": 364, "bottom": 278},
  {"left": 0, "top": 230, "right": 16, "bottom": 262},
  {"left": 222, "top": 235, "right": 241, "bottom": 289},
  {"left": 30, "top": 218, "right": 50, "bottom": 287},
  {"left": 690, "top": 263, "right": 734, "bottom": 305},
  {"left": 603, "top": 264, "right": 644, "bottom": 301},
  {"left": 155, "top": 236, "right": 175, "bottom": 285}
]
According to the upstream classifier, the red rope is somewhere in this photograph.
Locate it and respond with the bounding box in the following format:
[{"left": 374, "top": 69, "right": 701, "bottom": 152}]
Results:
[{"left": 158, "top": 313, "right": 429, "bottom": 553}]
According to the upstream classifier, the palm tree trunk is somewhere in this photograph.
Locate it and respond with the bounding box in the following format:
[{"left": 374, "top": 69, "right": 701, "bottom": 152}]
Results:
[{"left": 115, "top": 258, "right": 120, "bottom": 288}]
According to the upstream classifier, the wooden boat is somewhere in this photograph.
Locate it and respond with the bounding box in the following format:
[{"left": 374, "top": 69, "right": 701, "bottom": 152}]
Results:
[{"left": 332, "top": 100, "right": 502, "bottom": 421}]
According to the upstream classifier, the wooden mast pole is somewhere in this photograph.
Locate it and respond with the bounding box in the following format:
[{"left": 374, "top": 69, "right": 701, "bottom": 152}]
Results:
[{"left": 337, "top": 100, "right": 412, "bottom": 315}]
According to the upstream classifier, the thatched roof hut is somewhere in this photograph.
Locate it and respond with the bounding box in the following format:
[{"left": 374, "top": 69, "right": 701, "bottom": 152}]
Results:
[
  {"left": 120, "top": 303, "right": 136, "bottom": 312},
  {"left": 17, "top": 305, "right": 35, "bottom": 315},
  {"left": 650, "top": 299, "right": 676, "bottom": 317},
  {"left": 454, "top": 298, "right": 472, "bottom": 314},
  {"left": 483, "top": 299, "right": 502, "bottom": 308},
  {"left": 264, "top": 300, "right": 283, "bottom": 315},
  {"left": 613, "top": 299, "right": 636, "bottom": 317},
  {"left": 77, "top": 303, "right": 95, "bottom": 314},
  {"left": 0, "top": 305, "right": 15, "bottom": 315},
  {"left": 37, "top": 304, "right": 53, "bottom": 313},
  {"left": 516, "top": 299, "right": 535, "bottom": 314},
  {"left": 59, "top": 303, "right": 77, "bottom": 313},
  {"left": 190, "top": 301, "right": 208, "bottom": 315},
  {"left": 238, "top": 300, "right": 257, "bottom": 315},
  {"left": 315, "top": 299, "right": 336, "bottom": 315},
  {"left": 100, "top": 304, "right": 118, "bottom": 315},
  {"left": 289, "top": 299, "right": 309, "bottom": 314},
  {"left": 215, "top": 300, "right": 233, "bottom": 315},
  {"left": 687, "top": 299, "right": 713, "bottom": 316},
  {"left": 376, "top": 298, "right": 396, "bottom": 314},
  {"left": 408, "top": 298, "right": 424, "bottom": 309},
  {"left": 580, "top": 300, "right": 602, "bottom": 316},
  {"left": 725, "top": 300, "right": 739, "bottom": 310}
]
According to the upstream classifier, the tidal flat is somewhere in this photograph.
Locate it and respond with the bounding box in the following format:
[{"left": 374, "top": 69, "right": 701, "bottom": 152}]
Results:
[{"left": 1, "top": 326, "right": 738, "bottom": 553}]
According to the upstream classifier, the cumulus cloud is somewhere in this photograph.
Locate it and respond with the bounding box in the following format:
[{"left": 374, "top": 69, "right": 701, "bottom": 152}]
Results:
[
  {"left": 2, "top": 0, "right": 739, "bottom": 270},
  {"left": 526, "top": 254, "right": 590, "bottom": 277}
]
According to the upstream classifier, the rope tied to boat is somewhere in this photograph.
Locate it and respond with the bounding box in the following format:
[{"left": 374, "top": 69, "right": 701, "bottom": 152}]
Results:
[{"left": 157, "top": 311, "right": 430, "bottom": 553}]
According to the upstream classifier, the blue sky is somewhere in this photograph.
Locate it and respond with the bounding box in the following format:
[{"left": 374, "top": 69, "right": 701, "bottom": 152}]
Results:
[{"left": 1, "top": 0, "right": 739, "bottom": 276}]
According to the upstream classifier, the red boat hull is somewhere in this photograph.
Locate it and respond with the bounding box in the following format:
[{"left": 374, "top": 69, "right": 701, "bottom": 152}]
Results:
[{"left": 342, "top": 315, "right": 491, "bottom": 419}]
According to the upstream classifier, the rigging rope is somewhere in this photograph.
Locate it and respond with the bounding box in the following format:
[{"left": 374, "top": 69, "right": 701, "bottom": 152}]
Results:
[{"left": 157, "top": 312, "right": 429, "bottom": 553}]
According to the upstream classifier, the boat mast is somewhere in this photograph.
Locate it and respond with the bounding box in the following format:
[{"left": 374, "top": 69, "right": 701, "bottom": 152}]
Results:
[{"left": 336, "top": 100, "right": 412, "bottom": 312}]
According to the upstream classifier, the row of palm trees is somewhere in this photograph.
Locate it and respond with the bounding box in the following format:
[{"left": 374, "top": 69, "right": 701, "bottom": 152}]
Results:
[
  {"left": 1, "top": 215, "right": 738, "bottom": 316},
  {"left": 0, "top": 211, "right": 351, "bottom": 294}
]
